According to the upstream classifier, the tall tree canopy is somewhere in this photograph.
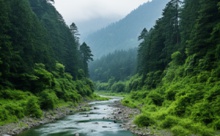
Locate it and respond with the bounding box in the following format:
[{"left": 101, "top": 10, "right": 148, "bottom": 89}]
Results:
[{"left": 80, "top": 42, "right": 93, "bottom": 77}]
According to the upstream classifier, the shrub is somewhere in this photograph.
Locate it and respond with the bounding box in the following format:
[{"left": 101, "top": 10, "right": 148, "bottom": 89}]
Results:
[
  {"left": 121, "top": 98, "right": 137, "bottom": 108},
  {"left": 39, "top": 90, "right": 58, "bottom": 110},
  {"left": 190, "top": 123, "right": 214, "bottom": 136},
  {"left": 191, "top": 100, "right": 215, "bottom": 125},
  {"left": 0, "top": 89, "right": 30, "bottom": 100},
  {"left": 171, "top": 125, "right": 190, "bottom": 136},
  {"left": 26, "top": 97, "right": 42, "bottom": 118},
  {"left": 160, "top": 115, "right": 179, "bottom": 128},
  {"left": 55, "top": 62, "right": 65, "bottom": 76},
  {"left": 5, "top": 103, "right": 24, "bottom": 119},
  {"left": 147, "top": 91, "right": 164, "bottom": 106},
  {"left": 0, "top": 108, "right": 9, "bottom": 121},
  {"left": 171, "top": 51, "right": 182, "bottom": 65},
  {"left": 134, "top": 114, "right": 154, "bottom": 127},
  {"left": 165, "top": 89, "right": 178, "bottom": 101},
  {"left": 130, "top": 91, "right": 148, "bottom": 100},
  {"left": 31, "top": 63, "right": 54, "bottom": 93},
  {"left": 111, "top": 82, "right": 125, "bottom": 92},
  {"left": 63, "top": 90, "right": 81, "bottom": 102},
  {"left": 212, "top": 118, "right": 220, "bottom": 130}
]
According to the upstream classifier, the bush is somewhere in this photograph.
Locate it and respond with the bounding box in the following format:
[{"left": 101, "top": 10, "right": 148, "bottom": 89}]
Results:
[
  {"left": 5, "top": 103, "right": 24, "bottom": 119},
  {"left": 121, "top": 98, "right": 137, "bottom": 108},
  {"left": 63, "top": 90, "right": 81, "bottom": 102},
  {"left": 134, "top": 114, "right": 154, "bottom": 127},
  {"left": 0, "top": 108, "right": 9, "bottom": 121},
  {"left": 39, "top": 90, "right": 58, "bottom": 110},
  {"left": 147, "top": 91, "right": 164, "bottom": 106},
  {"left": 31, "top": 63, "right": 54, "bottom": 93},
  {"left": 96, "top": 82, "right": 109, "bottom": 91},
  {"left": 190, "top": 101, "right": 214, "bottom": 124},
  {"left": 212, "top": 118, "right": 220, "bottom": 130},
  {"left": 55, "top": 62, "right": 65, "bottom": 76},
  {"left": 190, "top": 123, "right": 214, "bottom": 136},
  {"left": 130, "top": 91, "right": 148, "bottom": 100},
  {"left": 171, "top": 51, "right": 182, "bottom": 65},
  {"left": 160, "top": 115, "right": 179, "bottom": 128},
  {"left": 171, "top": 125, "right": 190, "bottom": 136},
  {"left": 165, "top": 89, "right": 177, "bottom": 101},
  {"left": 111, "top": 82, "right": 125, "bottom": 92},
  {"left": 26, "top": 97, "right": 42, "bottom": 118},
  {"left": 0, "top": 89, "right": 30, "bottom": 100}
]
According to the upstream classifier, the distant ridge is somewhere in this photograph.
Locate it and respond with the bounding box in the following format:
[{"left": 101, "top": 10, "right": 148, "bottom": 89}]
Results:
[{"left": 84, "top": 0, "right": 169, "bottom": 58}]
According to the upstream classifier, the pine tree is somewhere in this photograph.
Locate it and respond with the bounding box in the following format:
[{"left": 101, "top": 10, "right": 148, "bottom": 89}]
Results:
[
  {"left": 0, "top": 0, "right": 14, "bottom": 87},
  {"left": 180, "top": 0, "right": 200, "bottom": 56},
  {"left": 80, "top": 42, "right": 93, "bottom": 77},
  {"left": 187, "top": 0, "right": 220, "bottom": 70}
]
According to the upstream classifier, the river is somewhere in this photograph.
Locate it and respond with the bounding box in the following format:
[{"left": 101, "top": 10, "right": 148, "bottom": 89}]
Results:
[{"left": 17, "top": 97, "right": 136, "bottom": 136}]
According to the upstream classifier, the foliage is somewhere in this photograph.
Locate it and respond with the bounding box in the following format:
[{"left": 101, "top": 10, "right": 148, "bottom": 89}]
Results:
[
  {"left": 79, "top": 42, "right": 93, "bottom": 77},
  {"left": 0, "top": 0, "right": 95, "bottom": 126},
  {"left": 89, "top": 48, "right": 137, "bottom": 82},
  {"left": 134, "top": 114, "right": 154, "bottom": 127},
  {"left": 111, "top": 82, "right": 125, "bottom": 92},
  {"left": 26, "top": 97, "right": 43, "bottom": 118},
  {"left": 147, "top": 91, "right": 164, "bottom": 106},
  {"left": 120, "top": 0, "right": 220, "bottom": 135},
  {"left": 171, "top": 126, "right": 190, "bottom": 136},
  {"left": 39, "top": 90, "right": 58, "bottom": 110}
]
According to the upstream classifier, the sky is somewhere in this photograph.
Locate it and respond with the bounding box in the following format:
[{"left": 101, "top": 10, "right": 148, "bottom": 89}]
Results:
[{"left": 54, "top": 0, "right": 151, "bottom": 37}]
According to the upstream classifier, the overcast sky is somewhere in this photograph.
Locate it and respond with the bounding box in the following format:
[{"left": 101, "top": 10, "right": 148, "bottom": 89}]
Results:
[{"left": 53, "top": 0, "right": 151, "bottom": 37}]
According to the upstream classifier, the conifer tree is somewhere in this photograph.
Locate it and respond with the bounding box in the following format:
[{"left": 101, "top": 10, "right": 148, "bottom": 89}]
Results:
[{"left": 80, "top": 42, "right": 93, "bottom": 77}]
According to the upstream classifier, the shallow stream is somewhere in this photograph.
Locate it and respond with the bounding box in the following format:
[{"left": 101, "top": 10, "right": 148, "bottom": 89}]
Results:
[{"left": 17, "top": 97, "right": 135, "bottom": 136}]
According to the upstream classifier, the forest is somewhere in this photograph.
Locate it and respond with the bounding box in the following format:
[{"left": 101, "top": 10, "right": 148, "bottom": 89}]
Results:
[
  {"left": 92, "top": 0, "right": 220, "bottom": 135},
  {"left": 1, "top": 0, "right": 220, "bottom": 135},
  {"left": 0, "top": 0, "right": 94, "bottom": 125}
]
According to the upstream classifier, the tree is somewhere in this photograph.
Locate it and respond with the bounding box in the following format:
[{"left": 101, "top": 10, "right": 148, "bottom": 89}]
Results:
[
  {"left": 136, "top": 0, "right": 182, "bottom": 88},
  {"left": 179, "top": 0, "right": 200, "bottom": 56},
  {"left": 186, "top": 0, "right": 220, "bottom": 71},
  {"left": 70, "top": 22, "right": 80, "bottom": 44},
  {"left": 138, "top": 28, "right": 148, "bottom": 41},
  {"left": 0, "top": 0, "right": 13, "bottom": 87},
  {"left": 80, "top": 42, "right": 93, "bottom": 77}
]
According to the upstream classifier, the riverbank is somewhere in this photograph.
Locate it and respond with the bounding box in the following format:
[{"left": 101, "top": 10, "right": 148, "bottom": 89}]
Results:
[
  {"left": 1, "top": 96, "right": 171, "bottom": 136},
  {"left": 0, "top": 102, "right": 90, "bottom": 136},
  {"left": 110, "top": 100, "right": 172, "bottom": 136}
]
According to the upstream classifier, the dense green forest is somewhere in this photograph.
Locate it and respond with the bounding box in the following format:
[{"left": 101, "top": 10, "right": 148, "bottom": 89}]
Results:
[
  {"left": 89, "top": 48, "right": 137, "bottom": 92},
  {"left": 1, "top": 0, "right": 220, "bottom": 135},
  {"left": 90, "top": 0, "right": 220, "bottom": 135},
  {"left": 0, "top": 0, "right": 94, "bottom": 125}
]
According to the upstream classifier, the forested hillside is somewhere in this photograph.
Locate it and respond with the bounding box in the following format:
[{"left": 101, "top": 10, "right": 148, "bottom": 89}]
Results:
[
  {"left": 118, "top": 0, "right": 220, "bottom": 135},
  {"left": 84, "top": 0, "right": 169, "bottom": 58},
  {"left": 90, "top": 48, "right": 137, "bottom": 82},
  {"left": 0, "top": 0, "right": 94, "bottom": 125},
  {"left": 89, "top": 48, "right": 137, "bottom": 92}
]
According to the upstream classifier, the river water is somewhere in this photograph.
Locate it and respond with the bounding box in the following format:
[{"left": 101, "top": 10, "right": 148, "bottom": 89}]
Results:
[{"left": 17, "top": 97, "right": 136, "bottom": 136}]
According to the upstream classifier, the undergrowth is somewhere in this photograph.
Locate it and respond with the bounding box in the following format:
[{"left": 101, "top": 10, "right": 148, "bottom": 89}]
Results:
[{"left": 122, "top": 61, "right": 220, "bottom": 135}]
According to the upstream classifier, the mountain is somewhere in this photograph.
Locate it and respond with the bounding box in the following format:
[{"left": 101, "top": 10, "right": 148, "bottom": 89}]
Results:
[
  {"left": 84, "top": 0, "right": 169, "bottom": 58},
  {"left": 77, "top": 17, "right": 120, "bottom": 39},
  {"left": 89, "top": 48, "right": 137, "bottom": 82},
  {"left": 0, "top": 0, "right": 94, "bottom": 125}
]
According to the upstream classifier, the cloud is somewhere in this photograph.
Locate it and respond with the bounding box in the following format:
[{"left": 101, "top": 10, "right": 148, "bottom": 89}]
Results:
[{"left": 54, "top": 0, "right": 150, "bottom": 24}]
